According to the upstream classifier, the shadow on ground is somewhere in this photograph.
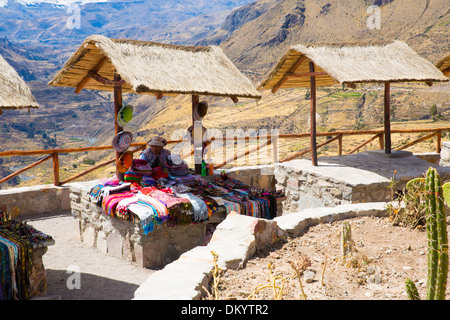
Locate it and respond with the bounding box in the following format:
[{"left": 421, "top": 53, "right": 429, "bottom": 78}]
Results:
[{"left": 45, "top": 269, "right": 140, "bottom": 300}]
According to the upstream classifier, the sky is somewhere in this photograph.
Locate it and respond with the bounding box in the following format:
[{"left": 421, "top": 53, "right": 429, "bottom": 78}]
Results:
[{"left": 0, "top": 0, "right": 109, "bottom": 6}]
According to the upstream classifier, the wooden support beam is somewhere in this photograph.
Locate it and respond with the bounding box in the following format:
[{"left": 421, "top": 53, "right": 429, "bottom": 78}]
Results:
[
  {"left": 88, "top": 71, "right": 126, "bottom": 86},
  {"left": 230, "top": 96, "right": 239, "bottom": 103},
  {"left": 191, "top": 94, "right": 202, "bottom": 174},
  {"left": 384, "top": 82, "right": 391, "bottom": 154},
  {"left": 75, "top": 56, "right": 109, "bottom": 94},
  {"left": 442, "top": 67, "right": 450, "bottom": 77},
  {"left": 287, "top": 71, "right": 328, "bottom": 77},
  {"left": 272, "top": 55, "right": 307, "bottom": 94},
  {"left": 53, "top": 152, "right": 60, "bottom": 186},
  {"left": 309, "top": 61, "right": 318, "bottom": 166},
  {"left": 114, "top": 73, "right": 124, "bottom": 181}
]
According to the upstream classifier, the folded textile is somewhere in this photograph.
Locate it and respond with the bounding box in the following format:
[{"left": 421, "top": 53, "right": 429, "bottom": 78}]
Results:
[
  {"left": 115, "top": 196, "right": 139, "bottom": 220},
  {"left": 139, "top": 188, "right": 190, "bottom": 209},
  {"left": 136, "top": 193, "right": 169, "bottom": 221},
  {"left": 124, "top": 170, "right": 142, "bottom": 183},
  {"left": 90, "top": 183, "right": 131, "bottom": 206},
  {"left": 164, "top": 157, "right": 189, "bottom": 177},
  {"left": 131, "top": 159, "right": 154, "bottom": 175},
  {"left": 141, "top": 175, "right": 157, "bottom": 187},
  {"left": 102, "top": 192, "right": 135, "bottom": 217},
  {"left": 128, "top": 202, "right": 157, "bottom": 235},
  {"left": 177, "top": 193, "right": 208, "bottom": 222}
]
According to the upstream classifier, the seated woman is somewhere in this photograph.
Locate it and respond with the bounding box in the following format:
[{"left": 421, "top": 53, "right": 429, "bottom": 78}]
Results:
[{"left": 140, "top": 136, "right": 171, "bottom": 168}]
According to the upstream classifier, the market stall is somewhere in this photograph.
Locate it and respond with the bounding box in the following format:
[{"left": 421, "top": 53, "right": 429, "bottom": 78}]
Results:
[
  {"left": 48, "top": 34, "right": 262, "bottom": 177},
  {"left": 0, "top": 53, "right": 50, "bottom": 300},
  {"left": 0, "top": 209, "right": 54, "bottom": 300}
]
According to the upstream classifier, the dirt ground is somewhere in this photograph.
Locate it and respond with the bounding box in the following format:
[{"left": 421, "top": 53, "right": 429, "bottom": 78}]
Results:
[
  {"left": 27, "top": 212, "right": 154, "bottom": 300},
  {"left": 214, "top": 216, "right": 449, "bottom": 300}
]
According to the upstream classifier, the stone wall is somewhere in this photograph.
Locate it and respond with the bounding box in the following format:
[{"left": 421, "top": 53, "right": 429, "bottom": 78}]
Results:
[
  {"left": 223, "top": 165, "right": 276, "bottom": 189},
  {"left": 0, "top": 184, "right": 70, "bottom": 218},
  {"left": 274, "top": 162, "right": 391, "bottom": 212},
  {"left": 440, "top": 141, "right": 450, "bottom": 167},
  {"left": 274, "top": 152, "right": 450, "bottom": 214},
  {"left": 68, "top": 181, "right": 210, "bottom": 269}
]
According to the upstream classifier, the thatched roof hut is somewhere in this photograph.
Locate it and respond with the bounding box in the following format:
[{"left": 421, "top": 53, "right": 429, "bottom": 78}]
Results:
[
  {"left": 48, "top": 34, "right": 261, "bottom": 100},
  {"left": 0, "top": 54, "right": 39, "bottom": 110},
  {"left": 435, "top": 53, "right": 450, "bottom": 77},
  {"left": 258, "top": 40, "right": 448, "bottom": 92},
  {"left": 257, "top": 40, "right": 448, "bottom": 166}
]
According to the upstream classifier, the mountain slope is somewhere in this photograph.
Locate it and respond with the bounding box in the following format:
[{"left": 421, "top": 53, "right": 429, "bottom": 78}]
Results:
[{"left": 217, "top": 0, "right": 449, "bottom": 79}]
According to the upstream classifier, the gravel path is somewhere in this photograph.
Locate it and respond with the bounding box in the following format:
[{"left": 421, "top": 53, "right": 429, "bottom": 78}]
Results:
[{"left": 27, "top": 212, "right": 155, "bottom": 300}]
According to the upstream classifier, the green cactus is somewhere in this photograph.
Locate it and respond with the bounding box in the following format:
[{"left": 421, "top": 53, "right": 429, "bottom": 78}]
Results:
[
  {"left": 405, "top": 279, "right": 421, "bottom": 300},
  {"left": 434, "top": 170, "right": 448, "bottom": 300},
  {"left": 425, "top": 167, "right": 448, "bottom": 300},
  {"left": 404, "top": 167, "right": 448, "bottom": 300},
  {"left": 341, "top": 221, "right": 353, "bottom": 261}
]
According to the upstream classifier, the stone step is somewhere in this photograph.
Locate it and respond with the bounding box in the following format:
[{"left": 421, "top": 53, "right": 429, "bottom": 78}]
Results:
[{"left": 133, "top": 202, "right": 388, "bottom": 300}]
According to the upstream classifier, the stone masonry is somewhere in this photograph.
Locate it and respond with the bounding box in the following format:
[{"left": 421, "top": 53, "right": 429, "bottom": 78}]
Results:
[
  {"left": 68, "top": 180, "right": 211, "bottom": 269},
  {"left": 275, "top": 151, "right": 450, "bottom": 213}
]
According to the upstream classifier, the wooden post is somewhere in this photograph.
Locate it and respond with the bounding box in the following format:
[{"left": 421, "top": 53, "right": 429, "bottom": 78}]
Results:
[
  {"left": 192, "top": 94, "right": 202, "bottom": 174},
  {"left": 378, "top": 133, "right": 384, "bottom": 150},
  {"left": 437, "top": 130, "right": 442, "bottom": 153},
  {"left": 309, "top": 61, "right": 318, "bottom": 166},
  {"left": 338, "top": 134, "right": 343, "bottom": 156},
  {"left": 114, "top": 73, "right": 124, "bottom": 181},
  {"left": 53, "top": 152, "right": 60, "bottom": 186},
  {"left": 384, "top": 82, "right": 391, "bottom": 154}
]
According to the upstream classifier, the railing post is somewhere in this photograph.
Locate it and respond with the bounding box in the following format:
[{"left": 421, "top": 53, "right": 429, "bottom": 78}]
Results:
[
  {"left": 437, "top": 130, "right": 442, "bottom": 153},
  {"left": 52, "top": 152, "right": 60, "bottom": 186},
  {"left": 338, "top": 134, "right": 343, "bottom": 156},
  {"left": 272, "top": 136, "right": 279, "bottom": 163},
  {"left": 378, "top": 133, "right": 384, "bottom": 150}
]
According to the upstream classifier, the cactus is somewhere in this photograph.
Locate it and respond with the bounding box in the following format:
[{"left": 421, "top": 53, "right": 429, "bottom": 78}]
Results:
[
  {"left": 404, "top": 167, "right": 448, "bottom": 300},
  {"left": 405, "top": 279, "right": 421, "bottom": 300},
  {"left": 341, "top": 221, "right": 353, "bottom": 261},
  {"left": 425, "top": 167, "right": 448, "bottom": 300}
]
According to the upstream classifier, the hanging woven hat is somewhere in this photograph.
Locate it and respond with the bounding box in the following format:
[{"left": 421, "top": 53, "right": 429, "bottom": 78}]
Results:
[
  {"left": 193, "top": 101, "right": 208, "bottom": 121},
  {"left": 112, "top": 131, "right": 133, "bottom": 152},
  {"left": 117, "top": 105, "right": 133, "bottom": 127},
  {"left": 117, "top": 151, "right": 133, "bottom": 174}
]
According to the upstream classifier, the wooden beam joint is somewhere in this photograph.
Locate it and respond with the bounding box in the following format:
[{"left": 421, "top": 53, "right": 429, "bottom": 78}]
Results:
[
  {"left": 88, "top": 71, "right": 126, "bottom": 86},
  {"left": 74, "top": 56, "right": 109, "bottom": 94}
]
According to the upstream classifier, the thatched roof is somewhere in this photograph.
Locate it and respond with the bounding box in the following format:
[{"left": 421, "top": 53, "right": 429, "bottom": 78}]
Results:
[
  {"left": 49, "top": 35, "right": 261, "bottom": 100},
  {"left": 0, "top": 54, "right": 39, "bottom": 109},
  {"left": 258, "top": 40, "right": 448, "bottom": 91},
  {"left": 435, "top": 53, "right": 450, "bottom": 77}
]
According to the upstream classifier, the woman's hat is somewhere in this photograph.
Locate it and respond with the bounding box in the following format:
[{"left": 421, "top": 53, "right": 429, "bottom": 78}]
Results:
[
  {"left": 117, "top": 105, "right": 133, "bottom": 127},
  {"left": 193, "top": 101, "right": 208, "bottom": 121},
  {"left": 117, "top": 151, "right": 133, "bottom": 174},
  {"left": 112, "top": 131, "right": 133, "bottom": 152},
  {"left": 148, "top": 136, "right": 167, "bottom": 147}
]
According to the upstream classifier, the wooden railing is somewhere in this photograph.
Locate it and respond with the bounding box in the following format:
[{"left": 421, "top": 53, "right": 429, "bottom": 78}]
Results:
[{"left": 0, "top": 127, "right": 448, "bottom": 187}]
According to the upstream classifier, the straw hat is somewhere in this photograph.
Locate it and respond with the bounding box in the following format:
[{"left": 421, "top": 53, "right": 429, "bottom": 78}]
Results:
[
  {"left": 148, "top": 136, "right": 167, "bottom": 147},
  {"left": 117, "top": 105, "right": 133, "bottom": 127},
  {"left": 117, "top": 151, "right": 133, "bottom": 174},
  {"left": 112, "top": 131, "right": 133, "bottom": 152}
]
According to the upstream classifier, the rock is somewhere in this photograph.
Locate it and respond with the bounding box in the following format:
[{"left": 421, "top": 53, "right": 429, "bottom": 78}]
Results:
[{"left": 303, "top": 270, "right": 315, "bottom": 283}]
